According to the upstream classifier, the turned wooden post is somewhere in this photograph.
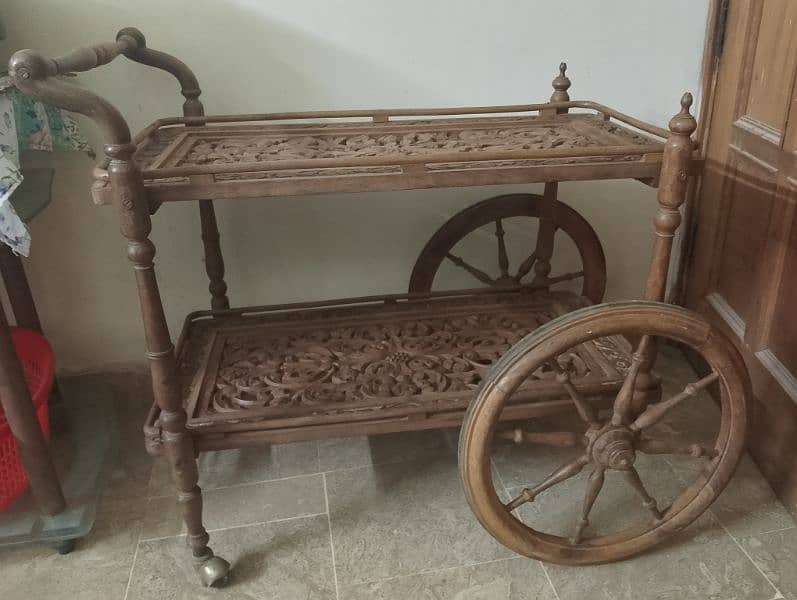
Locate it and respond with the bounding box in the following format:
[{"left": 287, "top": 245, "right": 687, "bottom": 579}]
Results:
[
  {"left": 531, "top": 63, "right": 572, "bottom": 291},
  {"left": 117, "top": 27, "right": 230, "bottom": 311},
  {"left": 198, "top": 200, "right": 229, "bottom": 310},
  {"left": 632, "top": 93, "right": 697, "bottom": 414},
  {"left": 114, "top": 28, "right": 225, "bottom": 563},
  {"left": 107, "top": 143, "right": 212, "bottom": 558},
  {"left": 181, "top": 67, "right": 229, "bottom": 311},
  {"left": 185, "top": 104, "right": 229, "bottom": 312},
  {"left": 645, "top": 93, "right": 697, "bottom": 302},
  {"left": 530, "top": 181, "right": 559, "bottom": 289}
]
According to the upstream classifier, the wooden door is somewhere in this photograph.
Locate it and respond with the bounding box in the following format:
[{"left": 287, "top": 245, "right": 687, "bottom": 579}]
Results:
[{"left": 684, "top": 0, "right": 797, "bottom": 509}]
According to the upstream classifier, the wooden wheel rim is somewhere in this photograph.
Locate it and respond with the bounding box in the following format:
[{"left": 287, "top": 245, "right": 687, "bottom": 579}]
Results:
[
  {"left": 458, "top": 302, "right": 749, "bottom": 565},
  {"left": 408, "top": 193, "right": 607, "bottom": 303}
]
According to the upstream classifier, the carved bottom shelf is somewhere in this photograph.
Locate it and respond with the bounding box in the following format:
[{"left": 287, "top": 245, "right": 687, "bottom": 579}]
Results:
[{"left": 145, "top": 290, "right": 632, "bottom": 451}]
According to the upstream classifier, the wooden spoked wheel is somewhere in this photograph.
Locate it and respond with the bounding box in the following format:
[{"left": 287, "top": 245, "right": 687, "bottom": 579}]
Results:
[
  {"left": 459, "top": 302, "right": 749, "bottom": 565},
  {"left": 408, "top": 193, "right": 606, "bottom": 303}
]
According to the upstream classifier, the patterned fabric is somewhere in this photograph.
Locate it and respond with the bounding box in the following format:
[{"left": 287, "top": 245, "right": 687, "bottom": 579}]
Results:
[
  {"left": 0, "top": 151, "right": 26, "bottom": 254},
  {"left": 0, "top": 87, "right": 19, "bottom": 165},
  {"left": 0, "top": 75, "right": 93, "bottom": 255}
]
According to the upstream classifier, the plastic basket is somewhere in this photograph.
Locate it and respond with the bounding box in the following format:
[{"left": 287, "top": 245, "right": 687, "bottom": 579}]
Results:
[{"left": 0, "top": 328, "right": 55, "bottom": 511}]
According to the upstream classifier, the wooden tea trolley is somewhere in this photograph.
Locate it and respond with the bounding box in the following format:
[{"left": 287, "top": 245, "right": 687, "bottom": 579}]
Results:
[{"left": 10, "top": 28, "right": 751, "bottom": 585}]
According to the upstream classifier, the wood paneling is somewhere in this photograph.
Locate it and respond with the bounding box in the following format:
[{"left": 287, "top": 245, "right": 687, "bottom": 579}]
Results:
[
  {"left": 684, "top": 0, "right": 797, "bottom": 512},
  {"left": 746, "top": 0, "right": 797, "bottom": 130},
  {"left": 768, "top": 200, "right": 797, "bottom": 371},
  {"left": 714, "top": 162, "right": 773, "bottom": 320}
]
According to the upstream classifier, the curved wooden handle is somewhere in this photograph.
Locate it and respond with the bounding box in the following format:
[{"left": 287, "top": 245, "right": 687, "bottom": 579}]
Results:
[
  {"left": 7, "top": 27, "right": 205, "bottom": 146},
  {"left": 115, "top": 27, "right": 204, "bottom": 117},
  {"left": 50, "top": 37, "right": 137, "bottom": 76},
  {"left": 9, "top": 46, "right": 132, "bottom": 145}
]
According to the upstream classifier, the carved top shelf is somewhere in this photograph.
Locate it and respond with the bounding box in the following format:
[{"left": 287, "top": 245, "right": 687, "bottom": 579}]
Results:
[{"left": 91, "top": 101, "right": 672, "bottom": 205}]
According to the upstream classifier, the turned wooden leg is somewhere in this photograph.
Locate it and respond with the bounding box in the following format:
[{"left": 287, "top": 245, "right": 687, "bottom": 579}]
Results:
[
  {"left": 644, "top": 94, "right": 697, "bottom": 303},
  {"left": 199, "top": 199, "right": 229, "bottom": 311},
  {"left": 630, "top": 342, "right": 662, "bottom": 416},
  {"left": 528, "top": 64, "right": 573, "bottom": 290},
  {"left": 108, "top": 143, "right": 228, "bottom": 586},
  {"left": 530, "top": 181, "right": 558, "bottom": 289},
  {"left": 634, "top": 94, "right": 698, "bottom": 414}
]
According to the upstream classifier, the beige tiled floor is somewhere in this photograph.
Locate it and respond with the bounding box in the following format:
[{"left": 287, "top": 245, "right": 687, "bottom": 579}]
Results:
[{"left": 2, "top": 347, "right": 795, "bottom": 600}]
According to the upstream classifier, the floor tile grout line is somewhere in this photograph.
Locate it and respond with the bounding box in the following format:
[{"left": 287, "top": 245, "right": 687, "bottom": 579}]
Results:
[
  {"left": 205, "top": 511, "right": 331, "bottom": 534},
  {"left": 665, "top": 444, "right": 794, "bottom": 590},
  {"left": 138, "top": 511, "right": 330, "bottom": 543},
  {"left": 119, "top": 481, "right": 148, "bottom": 600},
  {"left": 122, "top": 536, "right": 142, "bottom": 600},
  {"left": 540, "top": 563, "right": 563, "bottom": 600},
  {"left": 754, "top": 524, "right": 797, "bottom": 537},
  {"left": 664, "top": 434, "right": 789, "bottom": 600},
  {"left": 491, "top": 457, "right": 510, "bottom": 500},
  {"left": 148, "top": 435, "right": 459, "bottom": 498},
  {"left": 147, "top": 470, "right": 326, "bottom": 499},
  {"left": 322, "top": 472, "right": 341, "bottom": 600},
  {"left": 707, "top": 508, "right": 784, "bottom": 600},
  {"left": 147, "top": 461, "right": 406, "bottom": 500},
  {"left": 318, "top": 456, "right": 428, "bottom": 475},
  {"left": 491, "top": 457, "right": 562, "bottom": 600}
]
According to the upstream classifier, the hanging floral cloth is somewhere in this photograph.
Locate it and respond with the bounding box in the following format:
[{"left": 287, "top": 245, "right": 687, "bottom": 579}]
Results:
[{"left": 0, "top": 75, "right": 93, "bottom": 255}]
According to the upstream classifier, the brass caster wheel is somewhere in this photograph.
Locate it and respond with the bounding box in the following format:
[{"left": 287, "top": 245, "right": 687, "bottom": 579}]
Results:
[
  {"left": 408, "top": 193, "right": 606, "bottom": 302},
  {"left": 460, "top": 301, "right": 750, "bottom": 565},
  {"left": 195, "top": 553, "right": 231, "bottom": 587}
]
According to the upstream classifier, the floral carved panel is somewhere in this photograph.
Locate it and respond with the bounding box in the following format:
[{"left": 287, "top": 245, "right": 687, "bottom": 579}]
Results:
[{"left": 177, "top": 295, "right": 631, "bottom": 428}]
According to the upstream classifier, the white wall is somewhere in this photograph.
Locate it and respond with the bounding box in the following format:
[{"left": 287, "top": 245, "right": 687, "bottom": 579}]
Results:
[{"left": 2, "top": 0, "right": 709, "bottom": 372}]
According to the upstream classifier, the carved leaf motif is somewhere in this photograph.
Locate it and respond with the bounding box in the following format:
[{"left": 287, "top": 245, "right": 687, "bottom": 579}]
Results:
[
  {"left": 135, "top": 115, "right": 654, "bottom": 175},
  {"left": 203, "top": 309, "right": 579, "bottom": 415},
  {"left": 176, "top": 296, "right": 634, "bottom": 424}
]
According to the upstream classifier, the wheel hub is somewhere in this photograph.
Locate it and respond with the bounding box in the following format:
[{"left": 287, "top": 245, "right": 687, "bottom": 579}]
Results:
[{"left": 587, "top": 425, "right": 636, "bottom": 470}]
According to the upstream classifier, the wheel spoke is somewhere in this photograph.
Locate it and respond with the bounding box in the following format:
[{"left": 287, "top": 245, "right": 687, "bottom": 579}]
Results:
[
  {"left": 495, "top": 219, "right": 510, "bottom": 278},
  {"left": 545, "top": 270, "right": 585, "bottom": 286},
  {"left": 637, "top": 436, "right": 718, "bottom": 459},
  {"left": 445, "top": 253, "right": 496, "bottom": 285},
  {"left": 505, "top": 489, "right": 534, "bottom": 512},
  {"left": 630, "top": 371, "right": 719, "bottom": 432},
  {"left": 514, "top": 251, "right": 537, "bottom": 282},
  {"left": 622, "top": 466, "right": 662, "bottom": 520},
  {"left": 497, "top": 428, "right": 585, "bottom": 448},
  {"left": 504, "top": 454, "right": 589, "bottom": 512},
  {"left": 610, "top": 335, "right": 652, "bottom": 426},
  {"left": 571, "top": 467, "right": 605, "bottom": 544},
  {"left": 548, "top": 358, "right": 600, "bottom": 426}
]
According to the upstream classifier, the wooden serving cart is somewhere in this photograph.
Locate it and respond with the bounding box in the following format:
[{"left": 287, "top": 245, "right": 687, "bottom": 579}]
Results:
[{"left": 10, "top": 28, "right": 751, "bottom": 585}]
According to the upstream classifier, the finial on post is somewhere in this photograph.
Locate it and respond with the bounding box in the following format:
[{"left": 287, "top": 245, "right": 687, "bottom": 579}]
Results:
[
  {"left": 644, "top": 91, "right": 698, "bottom": 302},
  {"left": 550, "top": 62, "right": 571, "bottom": 103},
  {"left": 668, "top": 92, "right": 697, "bottom": 137}
]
